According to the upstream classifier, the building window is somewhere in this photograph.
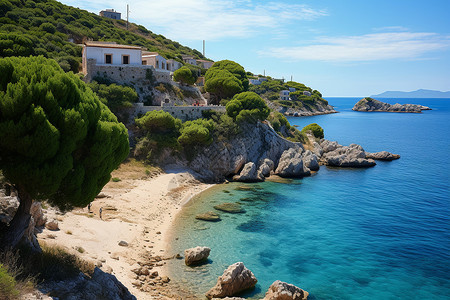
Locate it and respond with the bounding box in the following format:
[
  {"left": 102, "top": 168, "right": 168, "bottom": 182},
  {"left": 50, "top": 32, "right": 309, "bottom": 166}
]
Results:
[
  {"left": 156, "top": 61, "right": 159, "bottom": 68},
  {"left": 162, "top": 62, "right": 165, "bottom": 69},
  {"left": 142, "top": 60, "right": 147, "bottom": 65},
  {"left": 105, "top": 54, "right": 112, "bottom": 64},
  {"left": 122, "top": 55, "right": 130, "bottom": 64}
]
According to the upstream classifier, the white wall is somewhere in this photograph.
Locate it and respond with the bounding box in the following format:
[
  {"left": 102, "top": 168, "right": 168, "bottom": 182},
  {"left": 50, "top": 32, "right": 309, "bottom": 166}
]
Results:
[{"left": 85, "top": 46, "right": 141, "bottom": 65}]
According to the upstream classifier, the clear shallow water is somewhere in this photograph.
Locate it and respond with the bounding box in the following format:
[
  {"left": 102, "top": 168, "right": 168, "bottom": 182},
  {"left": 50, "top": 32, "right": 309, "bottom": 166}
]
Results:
[{"left": 167, "top": 98, "right": 450, "bottom": 299}]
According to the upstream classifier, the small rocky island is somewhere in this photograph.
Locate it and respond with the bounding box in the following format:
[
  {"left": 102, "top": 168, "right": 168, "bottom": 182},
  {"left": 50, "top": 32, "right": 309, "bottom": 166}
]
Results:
[{"left": 352, "top": 97, "right": 431, "bottom": 113}]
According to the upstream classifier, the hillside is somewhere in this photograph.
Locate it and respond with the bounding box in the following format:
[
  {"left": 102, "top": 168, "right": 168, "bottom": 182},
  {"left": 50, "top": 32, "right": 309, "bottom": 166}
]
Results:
[
  {"left": 0, "top": 0, "right": 208, "bottom": 72},
  {"left": 248, "top": 76, "right": 336, "bottom": 116},
  {"left": 371, "top": 89, "right": 450, "bottom": 98}
]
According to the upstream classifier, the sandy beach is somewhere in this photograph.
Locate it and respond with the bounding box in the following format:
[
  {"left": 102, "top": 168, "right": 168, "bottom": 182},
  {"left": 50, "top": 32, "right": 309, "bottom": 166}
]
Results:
[{"left": 37, "top": 162, "right": 214, "bottom": 299}]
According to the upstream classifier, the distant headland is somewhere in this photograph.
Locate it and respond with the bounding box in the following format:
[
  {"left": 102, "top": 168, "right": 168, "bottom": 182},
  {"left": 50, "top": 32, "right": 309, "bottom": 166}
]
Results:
[{"left": 371, "top": 89, "right": 450, "bottom": 98}]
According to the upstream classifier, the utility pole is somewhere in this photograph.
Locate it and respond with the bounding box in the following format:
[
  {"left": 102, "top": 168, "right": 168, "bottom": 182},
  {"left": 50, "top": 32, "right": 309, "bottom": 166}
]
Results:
[
  {"left": 126, "top": 4, "right": 129, "bottom": 30},
  {"left": 291, "top": 75, "right": 293, "bottom": 81},
  {"left": 203, "top": 40, "right": 205, "bottom": 57},
  {"left": 263, "top": 69, "right": 265, "bottom": 77}
]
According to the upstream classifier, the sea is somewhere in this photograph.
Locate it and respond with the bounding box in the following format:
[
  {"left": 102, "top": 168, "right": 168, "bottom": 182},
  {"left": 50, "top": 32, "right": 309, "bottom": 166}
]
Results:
[{"left": 166, "top": 98, "right": 450, "bottom": 299}]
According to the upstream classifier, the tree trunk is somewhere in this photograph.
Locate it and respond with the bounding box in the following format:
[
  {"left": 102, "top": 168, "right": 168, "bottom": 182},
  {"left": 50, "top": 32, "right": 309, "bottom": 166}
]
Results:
[{"left": 0, "top": 185, "right": 33, "bottom": 250}]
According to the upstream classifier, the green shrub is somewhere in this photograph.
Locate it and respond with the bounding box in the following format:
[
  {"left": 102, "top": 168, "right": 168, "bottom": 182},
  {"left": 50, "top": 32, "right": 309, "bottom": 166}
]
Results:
[
  {"left": 301, "top": 123, "right": 324, "bottom": 139},
  {"left": 226, "top": 92, "right": 270, "bottom": 123},
  {"left": 178, "top": 120, "right": 214, "bottom": 146},
  {"left": 0, "top": 264, "right": 19, "bottom": 299},
  {"left": 135, "top": 110, "right": 181, "bottom": 134},
  {"left": 173, "top": 66, "right": 196, "bottom": 85}
]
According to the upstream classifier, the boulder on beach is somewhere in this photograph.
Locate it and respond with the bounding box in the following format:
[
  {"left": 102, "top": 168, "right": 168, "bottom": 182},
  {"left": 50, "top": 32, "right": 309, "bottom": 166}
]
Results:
[
  {"left": 184, "top": 246, "right": 211, "bottom": 266},
  {"left": 45, "top": 219, "right": 59, "bottom": 231},
  {"left": 196, "top": 211, "right": 221, "bottom": 222},
  {"left": 205, "top": 262, "right": 257, "bottom": 299},
  {"left": 214, "top": 203, "right": 245, "bottom": 214},
  {"left": 365, "top": 151, "right": 400, "bottom": 161},
  {"left": 262, "top": 280, "right": 309, "bottom": 300}
]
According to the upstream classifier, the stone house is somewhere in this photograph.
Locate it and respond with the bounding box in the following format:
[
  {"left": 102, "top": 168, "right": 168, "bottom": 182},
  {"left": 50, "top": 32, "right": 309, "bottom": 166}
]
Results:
[
  {"left": 82, "top": 41, "right": 171, "bottom": 84},
  {"left": 99, "top": 9, "right": 121, "bottom": 20},
  {"left": 82, "top": 41, "right": 143, "bottom": 72},
  {"left": 196, "top": 59, "right": 214, "bottom": 69},
  {"left": 182, "top": 55, "right": 198, "bottom": 66},
  {"left": 167, "top": 59, "right": 183, "bottom": 72}
]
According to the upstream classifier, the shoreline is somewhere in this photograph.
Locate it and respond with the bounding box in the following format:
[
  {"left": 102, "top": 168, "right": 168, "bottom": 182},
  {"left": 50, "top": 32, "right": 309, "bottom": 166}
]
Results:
[{"left": 37, "top": 166, "right": 216, "bottom": 299}]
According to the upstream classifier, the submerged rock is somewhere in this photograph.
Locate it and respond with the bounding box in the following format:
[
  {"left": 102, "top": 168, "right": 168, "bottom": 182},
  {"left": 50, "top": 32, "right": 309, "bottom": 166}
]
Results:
[
  {"left": 205, "top": 262, "right": 257, "bottom": 299},
  {"left": 196, "top": 211, "right": 221, "bottom": 222},
  {"left": 184, "top": 246, "right": 211, "bottom": 266},
  {"left": 365, "top": 151, "right": 400, "bottom": 161},
  {"left": 262, "top": 280, "right": 309, "bottom": 300},
  {"left": 214, "top": 203, "right": 245, "bottom": 214}
]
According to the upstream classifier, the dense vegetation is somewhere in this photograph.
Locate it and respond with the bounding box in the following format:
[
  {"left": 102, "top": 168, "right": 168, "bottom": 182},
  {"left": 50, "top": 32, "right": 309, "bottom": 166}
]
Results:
[
  {"left": 226, "top": 92, "right": 270, "bottom": 123},
  {"left": 173, "top": 66, "right": 197, "bottom": 86},
  {"left": 0, "top": 56, "right": 129, "bottom": 249},
  {"left": 0, "top": 0, "right": 209, "bottom": 72},
  {"left": 205, "top": 60, "right": 249, "bottom": 104},
  {"left": 301, "top": 123, "right": 324, "bottom": 139},
  {"left": 87, "top": 81, "right": 138, "bottom": 122}
]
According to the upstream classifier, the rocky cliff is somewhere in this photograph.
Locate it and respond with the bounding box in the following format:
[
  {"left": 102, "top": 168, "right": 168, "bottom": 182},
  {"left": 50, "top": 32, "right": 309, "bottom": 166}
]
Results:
[
  {"left": 178, "top": 121, "right": 399, "bottom": 182},
  {"left": 352, "top": 97, "right": 431, "bottom": 113}
]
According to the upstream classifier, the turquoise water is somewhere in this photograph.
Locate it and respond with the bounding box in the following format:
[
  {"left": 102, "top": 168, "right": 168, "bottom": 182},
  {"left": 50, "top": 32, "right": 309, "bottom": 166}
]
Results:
[{"left": 167, "top": 98, "right": 450, "bottom": 299}]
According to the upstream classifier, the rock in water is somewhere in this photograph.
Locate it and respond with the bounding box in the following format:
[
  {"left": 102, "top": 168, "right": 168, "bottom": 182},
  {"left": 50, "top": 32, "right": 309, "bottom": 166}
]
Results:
[
  {"left": 214, "top": 203, "right": 245, "bottom": 214},
  {"left": 196, "top": 211, "right": 221, "bottom": 222},
  {"left": 365, "top": 151, "right": 400, "bottom": 161},
  {"left": 184, "top": 246, "right": 211, "bottom": 266},
  {"left": 262, "top": 280, "right": 309, "bottom": 300},
  {"left": 233, "top": 162, "right": 263, "bottom": 182},
  {"left": 320, "top": 142, "right": 376, "bottom": 168},
  {"left": 302, "top": 150, "right": 319, "bottom": 171},
  {"left": 275, "top": 148, "right": 311, "bottom": 177},
  {"left": 352, "top": 97, "right": 431, "bottom": 113},
  {"left": 205, "top": 262, "right": 257, "bottom": 299}
]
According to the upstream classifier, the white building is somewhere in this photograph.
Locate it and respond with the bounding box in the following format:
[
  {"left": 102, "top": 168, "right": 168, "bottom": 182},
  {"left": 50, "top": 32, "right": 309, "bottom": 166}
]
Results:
[
  {"left": 142, "top": 52, "right": 169, "bottom": 71},
  {"left": 280, "top": 90, "right": 290, "bottom": 101},
  {"left": 289, "top": 87, "right": 296, "bottom": 92},
  {"left": 82, "top": 41, "right": 142, "bottom": 71},
  {"left": 99, "top": 9, "right": 121, "bottom": 20},
  {"left": 303, "top": 91, "right": 312, "bottom": 96}
]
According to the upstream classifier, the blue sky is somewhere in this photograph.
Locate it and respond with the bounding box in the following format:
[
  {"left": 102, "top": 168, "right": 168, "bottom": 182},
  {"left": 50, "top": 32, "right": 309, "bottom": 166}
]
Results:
[{"left": 62, "top": 0, "right": 450, "bottom": 96}]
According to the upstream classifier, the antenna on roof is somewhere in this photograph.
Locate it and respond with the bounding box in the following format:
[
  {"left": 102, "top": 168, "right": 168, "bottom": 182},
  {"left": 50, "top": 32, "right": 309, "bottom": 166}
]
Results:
[
  {"left": 291, "top": 75, "right": 292, "bottom": 81},
  {"left": 126, "top": 4, "right": 130, "bottom": 30},
  {"left": 203, "top": 40, "right": 205, "bottom": 57}
]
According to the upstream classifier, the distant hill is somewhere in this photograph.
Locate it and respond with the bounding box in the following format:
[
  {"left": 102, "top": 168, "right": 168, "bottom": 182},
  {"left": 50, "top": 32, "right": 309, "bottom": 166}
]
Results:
[{"left": 371, "top": 89, "right": 450, "bottom": 98}]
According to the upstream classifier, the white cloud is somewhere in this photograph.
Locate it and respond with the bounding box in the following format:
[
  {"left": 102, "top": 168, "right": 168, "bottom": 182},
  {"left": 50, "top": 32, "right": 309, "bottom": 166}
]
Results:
[
  {"left": 60, "top": 0, "right": 327, "bottom": 40},
  {"left": 263, "top": 31, "right": 450, "bottom": 62}
]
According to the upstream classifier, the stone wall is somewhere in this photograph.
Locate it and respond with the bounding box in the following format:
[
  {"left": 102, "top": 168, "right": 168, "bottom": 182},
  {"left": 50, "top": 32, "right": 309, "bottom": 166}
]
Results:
[
  {"left": 135, "top": 103, "right": 226, "bottom": 121},
  {"left": 84, "top": 59, "right": 171, "bottom": 84}
]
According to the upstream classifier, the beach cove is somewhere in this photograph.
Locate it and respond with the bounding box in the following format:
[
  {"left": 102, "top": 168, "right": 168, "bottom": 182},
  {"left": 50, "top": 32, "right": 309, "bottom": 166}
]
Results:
[{"left": 165, "top": 97, "right": 450, "bottom": 299}]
